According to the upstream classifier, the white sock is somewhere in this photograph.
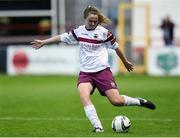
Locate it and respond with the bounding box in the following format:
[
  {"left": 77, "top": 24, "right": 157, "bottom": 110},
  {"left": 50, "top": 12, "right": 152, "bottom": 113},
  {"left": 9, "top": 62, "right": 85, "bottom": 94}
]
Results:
[
  {"left": 84, "top": 104, "right": 103, "bottom": 129},
  {"left": 122, "top": 95, "right": 140, "bottom": 106}
]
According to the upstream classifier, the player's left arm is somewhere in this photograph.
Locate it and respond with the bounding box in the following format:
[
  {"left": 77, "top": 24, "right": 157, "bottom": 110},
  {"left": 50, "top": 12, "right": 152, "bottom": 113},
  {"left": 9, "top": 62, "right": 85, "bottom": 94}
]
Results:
[
  {"left": 115, "top": 47, "right": 134, "bottom": 72},
  {"left": 104, "top": 30, "right": 134, "bottom": 72}
]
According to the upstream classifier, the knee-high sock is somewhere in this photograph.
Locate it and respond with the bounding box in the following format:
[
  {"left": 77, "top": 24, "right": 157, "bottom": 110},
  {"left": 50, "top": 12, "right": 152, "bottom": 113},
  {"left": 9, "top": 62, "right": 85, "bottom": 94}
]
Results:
[
  {"left": 84, "top": 104, "right": 103, "bottom": 129},
  {"left": 122, "top": 95, "right": 140, "bottom": 106}
]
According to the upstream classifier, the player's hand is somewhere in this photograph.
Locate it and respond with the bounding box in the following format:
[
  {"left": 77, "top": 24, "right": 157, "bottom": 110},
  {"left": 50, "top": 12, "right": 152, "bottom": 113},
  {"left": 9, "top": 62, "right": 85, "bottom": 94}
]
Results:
[
  {"left": 31, "top": 39, "right": 44, "bottom": 49},
  {"left": 124, "top": 60, "right": 134, "bottom": 72}
]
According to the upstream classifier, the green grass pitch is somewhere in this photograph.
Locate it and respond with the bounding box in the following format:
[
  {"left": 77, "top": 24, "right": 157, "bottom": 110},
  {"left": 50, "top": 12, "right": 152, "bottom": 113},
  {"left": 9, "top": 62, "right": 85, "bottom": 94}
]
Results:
[{"left": 0, "top": 74, "right": 180, "bottom": 137}]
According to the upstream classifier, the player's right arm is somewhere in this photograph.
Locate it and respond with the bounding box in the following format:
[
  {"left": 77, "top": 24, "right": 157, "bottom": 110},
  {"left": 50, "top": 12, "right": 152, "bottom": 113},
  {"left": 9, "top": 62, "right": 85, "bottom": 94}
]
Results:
[
  {"left": 31, "top": 27, "right": 79, "bottom": 49},
  {"left": 31, "top": 35, "right": 61, "bottom": 49}
]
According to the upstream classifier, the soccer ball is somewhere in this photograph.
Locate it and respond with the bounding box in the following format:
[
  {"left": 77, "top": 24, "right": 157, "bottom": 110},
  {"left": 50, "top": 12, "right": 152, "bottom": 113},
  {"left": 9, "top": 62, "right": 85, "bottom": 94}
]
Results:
[{"left": 112, "top": 115, "right": 131, "bottom": 132}]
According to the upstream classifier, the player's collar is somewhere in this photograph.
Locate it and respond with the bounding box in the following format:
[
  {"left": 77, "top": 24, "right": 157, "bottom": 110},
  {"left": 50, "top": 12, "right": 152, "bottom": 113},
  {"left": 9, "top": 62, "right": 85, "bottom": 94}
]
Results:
[{"left": 85, "top": 25, "right": 98, "bottom": 31}]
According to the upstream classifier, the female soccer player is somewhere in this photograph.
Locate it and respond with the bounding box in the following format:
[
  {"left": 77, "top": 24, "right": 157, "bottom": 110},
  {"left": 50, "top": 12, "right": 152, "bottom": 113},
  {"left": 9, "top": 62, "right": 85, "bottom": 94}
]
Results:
[{"left": 31, "top": 5, "right": 156, "bottom": 133}]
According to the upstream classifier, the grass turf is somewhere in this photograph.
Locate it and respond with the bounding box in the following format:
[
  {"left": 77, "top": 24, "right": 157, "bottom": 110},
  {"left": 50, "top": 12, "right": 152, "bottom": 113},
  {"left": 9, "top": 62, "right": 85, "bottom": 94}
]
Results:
[{"left": 0, "top": 74, "right": 180, "bottom": 137}]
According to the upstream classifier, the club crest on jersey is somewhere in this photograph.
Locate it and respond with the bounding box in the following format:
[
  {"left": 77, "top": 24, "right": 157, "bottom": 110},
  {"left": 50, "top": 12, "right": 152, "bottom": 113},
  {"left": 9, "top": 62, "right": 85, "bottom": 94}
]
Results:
[{"left": 94, "top": 33, "right": 98, "bottom": 38}]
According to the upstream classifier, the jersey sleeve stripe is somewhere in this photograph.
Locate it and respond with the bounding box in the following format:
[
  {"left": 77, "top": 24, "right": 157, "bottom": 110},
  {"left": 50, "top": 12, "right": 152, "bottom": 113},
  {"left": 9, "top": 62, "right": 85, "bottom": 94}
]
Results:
[
  {"left": 111, "top": 37, "right": 116, "bottom": 45},
  {"left": 107, "top": 31, "right": 113, "bottom": 37},
  {"left": 104, "top": 34, "right": 114, "bottom": 42},
  {"left": 71, "top": 30, "right": 79, "bottom": 41}
]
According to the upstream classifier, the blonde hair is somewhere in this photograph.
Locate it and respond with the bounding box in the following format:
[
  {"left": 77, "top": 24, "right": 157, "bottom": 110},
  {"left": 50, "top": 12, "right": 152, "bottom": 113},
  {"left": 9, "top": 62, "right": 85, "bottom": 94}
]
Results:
[{"left": 83, "top": 5, "right": 112, "bottom": 26}]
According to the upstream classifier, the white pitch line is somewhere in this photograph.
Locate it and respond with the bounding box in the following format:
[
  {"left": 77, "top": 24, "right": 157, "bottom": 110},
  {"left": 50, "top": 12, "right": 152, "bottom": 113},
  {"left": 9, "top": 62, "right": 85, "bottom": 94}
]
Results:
[{"left": 0, "top": 117, "right": 179, "bottom": 122}]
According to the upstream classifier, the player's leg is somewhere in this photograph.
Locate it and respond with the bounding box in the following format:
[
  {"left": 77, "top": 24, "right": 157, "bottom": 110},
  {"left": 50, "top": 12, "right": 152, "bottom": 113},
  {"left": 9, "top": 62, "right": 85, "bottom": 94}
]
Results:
[
  {"left": 78, "top": 82, "right": 93, "bottom": 106},
  {"left": 78, "top": 82, "right": 104, "bottom": 132},
  {"left": 105, "top": 89, "right": 140, "bottom": 106},
  {"left": 105, "top": 89, "right": 156, "bottom": 109},
  {"left": 93, "top": 68, "right": 155, "bottom": 110}
]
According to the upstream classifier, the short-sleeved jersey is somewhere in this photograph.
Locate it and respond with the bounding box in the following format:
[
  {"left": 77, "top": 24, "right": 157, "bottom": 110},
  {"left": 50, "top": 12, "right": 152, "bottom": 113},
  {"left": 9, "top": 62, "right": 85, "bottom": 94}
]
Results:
[{"left": 60, "top": 25, "right": 119, "bottom": 72}]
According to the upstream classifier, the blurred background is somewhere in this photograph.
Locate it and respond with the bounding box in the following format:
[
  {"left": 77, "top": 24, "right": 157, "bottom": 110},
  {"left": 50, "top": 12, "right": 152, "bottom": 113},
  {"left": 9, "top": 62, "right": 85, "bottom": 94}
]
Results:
[
  {"left": 1, "top": 0, "right": 180, "bottom": 137},
  {"left": 0, "top": 0, "right": 180, "bottom": 76}
]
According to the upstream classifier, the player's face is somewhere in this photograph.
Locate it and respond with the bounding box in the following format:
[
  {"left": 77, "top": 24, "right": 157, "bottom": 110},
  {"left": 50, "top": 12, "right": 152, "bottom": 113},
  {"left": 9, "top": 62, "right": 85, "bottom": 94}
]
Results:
[{"left": 85, "top": 14, "right": 99, "bottom": 30}]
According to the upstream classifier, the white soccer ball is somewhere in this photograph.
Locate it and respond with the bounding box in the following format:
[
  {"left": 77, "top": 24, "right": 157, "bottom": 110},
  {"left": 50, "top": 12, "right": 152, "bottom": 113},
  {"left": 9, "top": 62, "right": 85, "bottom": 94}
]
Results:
[{"left": 112, "top": 115, "right": 131, "bottom": 132}]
